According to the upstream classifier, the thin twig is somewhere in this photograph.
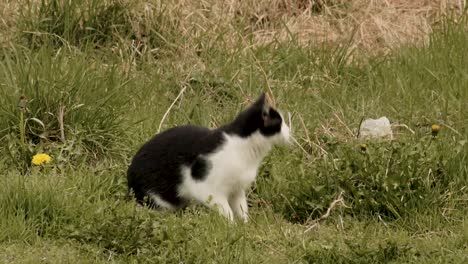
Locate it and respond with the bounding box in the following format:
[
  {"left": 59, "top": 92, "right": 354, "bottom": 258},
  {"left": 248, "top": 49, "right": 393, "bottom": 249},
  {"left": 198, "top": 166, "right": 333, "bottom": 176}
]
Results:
[
  {"left": 18, "top": 96, "right": 28, "bottom": 151},
  {"left": 338, "top": 215, "right": 344, "bottom": 230},
  {"left": 356, "top": 117, "right": 364, "bottom": 138},
  {"left": 311, "top": 141, "right": 329, "bottom": 157},
  {"left": 439, "top": 122, "right": 462, "bottom": 137},
  {"left": 58, "top": 104, "right": 66, "bottom": 143},
  {"left": 297, "top": 115, "right": 329, "bottom": 156},
  {"left": 290, "top": 135, "right": 311, "bottom": 159},
  {"left": 391, "top": 123, "right": 415, "bottom": 134},
  {"left": 333, "top": 113, "right": 354, "bottom": 136},
  {"left": 378, "top": 214, "right": 389, "bottom": 228},
  {"left": 157, "top": 86, "right": 187, "bottom": 133},
  {"left": 297, "top": 114, "right": 311, "bottom": 147},
  {"left": 304, "top": 191, "right": 347, "bottom": 233},
  {"left": 237, "top": 32, "right": 276, "bottom": 107}
]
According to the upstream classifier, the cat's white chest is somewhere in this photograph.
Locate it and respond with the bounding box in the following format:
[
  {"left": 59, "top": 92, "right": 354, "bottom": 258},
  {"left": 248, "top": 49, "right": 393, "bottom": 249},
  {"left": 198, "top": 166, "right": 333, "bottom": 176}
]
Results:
[
  {"left": 206, "top": 133, "right": 270, "bottom": 190},
  {"left": 178, "top": 132, "right": 273, "bottom": 203}
]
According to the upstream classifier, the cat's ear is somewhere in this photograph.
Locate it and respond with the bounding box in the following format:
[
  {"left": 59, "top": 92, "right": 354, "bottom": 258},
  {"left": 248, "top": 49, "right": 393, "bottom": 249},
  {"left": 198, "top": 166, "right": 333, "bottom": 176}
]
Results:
[
  {"left": 252, "top": 92, "right": 279, "bottom": 127},
  {"left": 252, "top": 92, "right": 270, "bottom": 112},
  {"left": 253, "top": 93, "right": 268, "bottom": 107}
]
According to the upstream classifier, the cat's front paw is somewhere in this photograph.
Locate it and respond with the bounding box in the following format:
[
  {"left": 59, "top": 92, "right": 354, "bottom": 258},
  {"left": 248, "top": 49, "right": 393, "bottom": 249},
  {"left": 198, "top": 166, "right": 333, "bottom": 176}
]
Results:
[{"left": 240, "top": 213, "right": 249, "bottom": 223}]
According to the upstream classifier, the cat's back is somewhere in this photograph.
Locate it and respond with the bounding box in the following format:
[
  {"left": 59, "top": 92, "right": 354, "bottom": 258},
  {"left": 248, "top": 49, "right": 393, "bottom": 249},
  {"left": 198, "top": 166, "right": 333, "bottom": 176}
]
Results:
[
  {"left": 148, "top": 125, "right": 211, "bottom": 145},
  {"left": 135, "top": 125, "right": 211, "bottom": 156},
  {"left": 129, "top": 125, "right": 223, "bottom": 172}
]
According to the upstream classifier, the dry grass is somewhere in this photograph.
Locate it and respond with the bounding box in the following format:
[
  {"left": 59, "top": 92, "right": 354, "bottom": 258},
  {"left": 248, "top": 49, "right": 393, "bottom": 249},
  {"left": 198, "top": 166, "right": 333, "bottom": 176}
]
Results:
[
  {"left": 168, "top": 0, "right": 466, "bottom": 52},
  {"left": 1, "top": 0, "right": 465, "bottom": 52},
  {"left": 0, "top": 1, "right": 18, "bottom": 45}
]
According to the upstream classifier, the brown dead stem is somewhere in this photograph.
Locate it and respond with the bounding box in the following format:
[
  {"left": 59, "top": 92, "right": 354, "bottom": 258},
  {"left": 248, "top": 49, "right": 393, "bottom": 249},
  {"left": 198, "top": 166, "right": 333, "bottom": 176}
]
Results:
[{"left": 304, "top": 191, "right": 348, "bottom": 233}]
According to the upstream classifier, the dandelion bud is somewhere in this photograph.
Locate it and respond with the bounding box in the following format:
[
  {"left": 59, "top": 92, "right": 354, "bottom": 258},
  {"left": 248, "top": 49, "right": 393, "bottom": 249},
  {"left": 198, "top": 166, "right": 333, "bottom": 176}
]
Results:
[
  {"left": 18, "top": 95, "right": 28, "bottom": 112},
  {"left": 360, "top": 143, "right": 367, "bottom": 153},
  {"left": 431, "top": 124, "right": 441, "bottom": 137}
]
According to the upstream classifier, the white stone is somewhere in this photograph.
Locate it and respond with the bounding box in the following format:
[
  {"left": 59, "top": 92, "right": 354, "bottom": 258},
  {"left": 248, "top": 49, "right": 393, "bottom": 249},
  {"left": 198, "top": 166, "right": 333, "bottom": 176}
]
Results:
[{"left": 359, "top": 117, "right": 393, "bottom": 139}]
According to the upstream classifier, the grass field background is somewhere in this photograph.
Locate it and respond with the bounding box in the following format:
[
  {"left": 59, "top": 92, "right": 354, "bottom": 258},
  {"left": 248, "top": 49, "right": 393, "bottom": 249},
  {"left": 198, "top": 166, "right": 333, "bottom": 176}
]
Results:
[{"left": 0, "top": 0, "right": 467, "bottom": 263}]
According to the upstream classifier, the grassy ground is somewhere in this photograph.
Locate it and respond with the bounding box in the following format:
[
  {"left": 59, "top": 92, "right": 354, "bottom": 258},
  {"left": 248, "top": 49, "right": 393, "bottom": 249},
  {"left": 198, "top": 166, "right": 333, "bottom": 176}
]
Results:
[{"left": 1, "top": 1, "right": 467, "bottom": 263}]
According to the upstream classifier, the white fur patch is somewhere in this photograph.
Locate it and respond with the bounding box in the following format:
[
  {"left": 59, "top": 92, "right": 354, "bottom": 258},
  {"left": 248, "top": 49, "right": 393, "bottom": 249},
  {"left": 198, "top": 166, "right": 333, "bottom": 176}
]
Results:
[
  {"left": 176, "top": 118, "right": 291, "bottom": 222},
  {"left": 147, "top": 192, "right": 176, "bottom": 210},
  {"left": 279, "top": 112, "right": 291, "bottom": 145}
]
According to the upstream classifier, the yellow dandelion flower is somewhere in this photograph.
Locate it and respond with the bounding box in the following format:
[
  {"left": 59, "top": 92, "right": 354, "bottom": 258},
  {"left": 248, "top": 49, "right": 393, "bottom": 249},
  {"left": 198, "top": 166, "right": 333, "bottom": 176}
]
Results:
[
  {"left": 32, "top": 153, "right": 52, "bottom": 166},
  {"left": 431, "top": 124, "right": 441, "bottom": 137}
]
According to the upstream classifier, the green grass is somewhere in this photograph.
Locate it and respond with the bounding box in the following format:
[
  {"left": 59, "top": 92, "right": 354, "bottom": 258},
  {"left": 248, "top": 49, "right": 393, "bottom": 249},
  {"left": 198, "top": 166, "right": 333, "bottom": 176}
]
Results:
[
  {"left": 1, "top": 1, "right": 467, "bottom": 263},
  {"left": 1, "top": 166, "right": 467, "bottom": 263}
]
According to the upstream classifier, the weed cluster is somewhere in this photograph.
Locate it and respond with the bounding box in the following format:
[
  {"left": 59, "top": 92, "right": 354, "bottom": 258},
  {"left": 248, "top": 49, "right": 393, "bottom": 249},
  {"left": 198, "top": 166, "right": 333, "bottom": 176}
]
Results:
[
  {"left": 269, "top": 134, "right": 467, "bottom": 222},
  {"left": 0, "top": 46, "right": 129, "bottom": 170}
]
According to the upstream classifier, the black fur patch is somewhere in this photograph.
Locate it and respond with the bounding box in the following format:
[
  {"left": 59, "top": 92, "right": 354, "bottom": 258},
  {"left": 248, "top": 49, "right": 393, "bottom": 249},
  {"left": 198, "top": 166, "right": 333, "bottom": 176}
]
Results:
[
  {"left": 220, "top": 93, "right": 283, "bottom": 138},
  {"left": 260, "top": 108, "right": 282, "bottom": 136},
  {"left": 191, "top": 156, "right": 211, "bottom": 181}
]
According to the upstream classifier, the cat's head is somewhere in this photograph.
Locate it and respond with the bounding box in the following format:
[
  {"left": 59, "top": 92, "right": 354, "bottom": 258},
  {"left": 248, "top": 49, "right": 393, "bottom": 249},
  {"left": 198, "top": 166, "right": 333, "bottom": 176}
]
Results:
[{"left": 230, "top": 93, "right": 291, "bottom": 145}]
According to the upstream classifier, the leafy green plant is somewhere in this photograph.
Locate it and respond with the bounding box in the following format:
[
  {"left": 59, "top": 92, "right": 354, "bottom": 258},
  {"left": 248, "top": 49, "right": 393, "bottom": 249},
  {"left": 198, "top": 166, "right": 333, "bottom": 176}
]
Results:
[
  {"left": 265, "top": 130, "right": 467, "bottom": 223},
  {"left": 0, "top": 46, "right": 129, "bottom": 169}
]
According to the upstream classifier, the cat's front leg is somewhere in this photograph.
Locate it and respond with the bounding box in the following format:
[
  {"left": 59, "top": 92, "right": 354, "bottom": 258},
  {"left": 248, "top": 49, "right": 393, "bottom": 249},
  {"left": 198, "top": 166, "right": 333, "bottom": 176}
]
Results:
[
  {"left": 209, "top": 195, "right": 234, "bottom": 222},
  {"left": 229, "top": 189, "right": 249, "bottom": 223}
]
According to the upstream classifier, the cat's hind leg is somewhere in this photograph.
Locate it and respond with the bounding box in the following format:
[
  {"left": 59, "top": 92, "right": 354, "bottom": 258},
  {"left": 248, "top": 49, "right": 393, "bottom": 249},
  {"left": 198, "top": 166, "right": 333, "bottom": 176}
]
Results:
[
  {"left": 147, "top": 192, "right": 176, "bottom": 210},
  {"left": 128, "top": 186, "right": 146, "bottom": 206}
]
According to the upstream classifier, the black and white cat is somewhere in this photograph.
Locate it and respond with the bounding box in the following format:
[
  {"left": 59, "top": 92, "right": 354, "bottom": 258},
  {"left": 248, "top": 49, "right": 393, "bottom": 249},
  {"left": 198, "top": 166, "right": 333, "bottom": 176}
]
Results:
[{"left": 127, "top": 93, "right": 290, "bottom": 222}]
